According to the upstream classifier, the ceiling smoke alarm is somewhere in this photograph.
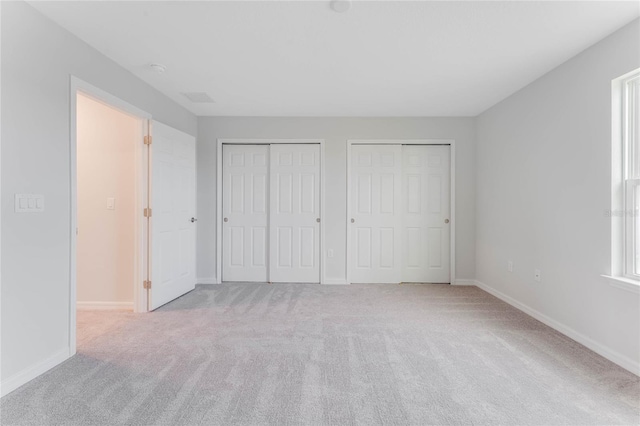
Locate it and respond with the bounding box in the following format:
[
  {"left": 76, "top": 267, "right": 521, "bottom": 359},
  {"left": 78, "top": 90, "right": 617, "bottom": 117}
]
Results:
[{"left": 330, "top": 0, "right": 351, "bottom": 13}]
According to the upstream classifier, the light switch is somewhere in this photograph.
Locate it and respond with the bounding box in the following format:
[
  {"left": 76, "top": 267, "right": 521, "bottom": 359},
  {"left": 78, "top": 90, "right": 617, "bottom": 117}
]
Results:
[
  {"left": 15, "top": 194, "right": 44, "bottom": 213},
  {"left": 107, "top": 198, "right": 116, "bottom": 210}
]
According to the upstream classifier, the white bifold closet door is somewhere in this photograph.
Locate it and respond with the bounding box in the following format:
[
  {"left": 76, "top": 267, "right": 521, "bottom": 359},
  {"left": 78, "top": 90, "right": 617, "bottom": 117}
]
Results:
[
  {"left": 222, "top": 144, "right": 320, "bottom": 283},
  {"left": 150, "top": 121, "right": 197, "bottom": 310},
  {"left": 222, "top": 145, "right": 269, "bottom": 282},
  {"left": 351, "top": 144, "right": 450, "bottom": 284},
  {"left": 402, "top": 145, "right": 450, "bottom": 283},
  {"left": 351, "top": 145, "right": 403, "bottom": 283},
  {"left": 269, "top": 144, "right": 320, "bottom": 283}
]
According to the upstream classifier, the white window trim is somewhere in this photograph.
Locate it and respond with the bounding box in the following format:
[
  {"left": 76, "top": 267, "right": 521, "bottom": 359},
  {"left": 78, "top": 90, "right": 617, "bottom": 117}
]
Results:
[{"left": 611, "top": 69, "right": 640, "bottom": 286}]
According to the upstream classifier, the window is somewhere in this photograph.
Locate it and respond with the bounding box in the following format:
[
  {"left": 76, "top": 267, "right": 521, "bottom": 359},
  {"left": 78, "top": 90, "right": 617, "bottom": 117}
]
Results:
[{"left": 620, "top": 70, "right": 640, "bottom": 280}]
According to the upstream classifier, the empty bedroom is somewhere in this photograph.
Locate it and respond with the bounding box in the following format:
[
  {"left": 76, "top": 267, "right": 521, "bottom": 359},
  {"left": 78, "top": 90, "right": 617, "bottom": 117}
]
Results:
[{"left": 1, "top": 1, "right": 639, "bottom": 425}]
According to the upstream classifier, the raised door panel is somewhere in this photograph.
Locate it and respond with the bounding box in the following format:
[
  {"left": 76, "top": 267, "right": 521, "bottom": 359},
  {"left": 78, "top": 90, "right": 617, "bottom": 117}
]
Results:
[
  {"left": 270, "top": 144, "right": 320, "bottom": 283},
  {"left": 401, "top": 145, "right": 450, "bottom": 283},
  {"left": 350, "top": 145, "right": 402, "bottom": 283},
  {"left": 222, "top": 145, "right": 269, "bottom": 282}
]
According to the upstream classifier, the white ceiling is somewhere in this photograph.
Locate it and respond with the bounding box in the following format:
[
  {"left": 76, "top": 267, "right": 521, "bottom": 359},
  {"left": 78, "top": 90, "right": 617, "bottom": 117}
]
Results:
[{"left": 29, "top": 1, "right": 640, "bottom": 117}]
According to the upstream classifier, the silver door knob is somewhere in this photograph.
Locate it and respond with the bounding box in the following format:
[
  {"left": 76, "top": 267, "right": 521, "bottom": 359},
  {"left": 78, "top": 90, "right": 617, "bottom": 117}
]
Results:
[
  {"left": 444, "top": 219, "right": 449, "bottom": 224},
  {"left": 224, "top": 217, "right": 228, "bottom": 222},
  {"left": 316, "top": 218, "right": 320, "bottom": 223},
  {"left": 191, "top": 217, "right": 198, "bottom": 223},
  {"left": 351, "top": 218, "right": 355, "bottom": 223}
]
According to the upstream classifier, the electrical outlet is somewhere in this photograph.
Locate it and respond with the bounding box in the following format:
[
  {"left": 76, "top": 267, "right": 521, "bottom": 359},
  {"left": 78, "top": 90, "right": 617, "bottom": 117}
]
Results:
[
  {"left": 534, "top": 269, "right": 541, "bottom": 282},
  {"left": 327, "top": 249, "right": 334, "bottom": 258},
  {"left": 507, "top": 261, "right": 513, "bottom": 272}
]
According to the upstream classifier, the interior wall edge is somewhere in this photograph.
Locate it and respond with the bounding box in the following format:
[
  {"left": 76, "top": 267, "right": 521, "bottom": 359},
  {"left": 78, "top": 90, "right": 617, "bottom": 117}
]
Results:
[
  {"left": 0, "top": 349, "right": 70, "bottom": 398},
  {"left": 474, "top": 280, "right": 640, "bottom": 377}
]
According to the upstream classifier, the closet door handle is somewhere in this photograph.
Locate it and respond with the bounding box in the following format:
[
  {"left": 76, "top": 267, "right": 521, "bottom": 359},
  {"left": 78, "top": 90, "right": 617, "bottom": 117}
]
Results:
[{"left": 224, "top": 217, "right": 228, "bottom": 223}]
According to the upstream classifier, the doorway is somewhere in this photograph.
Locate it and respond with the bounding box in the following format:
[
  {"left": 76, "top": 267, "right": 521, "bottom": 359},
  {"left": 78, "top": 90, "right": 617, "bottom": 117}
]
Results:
[
  {"left": 70, "top": 77, "right": 197, "bottom": 356},
  {"left": 76, "top": 93, "right": 141, "bottom": 311}
]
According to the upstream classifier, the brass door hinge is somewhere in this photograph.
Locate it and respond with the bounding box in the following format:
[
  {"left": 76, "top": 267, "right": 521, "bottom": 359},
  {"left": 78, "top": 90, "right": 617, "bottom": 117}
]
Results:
[
  {"left": 144, "top": 208, "right": 152, "bottom": 218},
  {"left": 144, "top": 135, "right": 152, "bottom": 145},
  {"left": 143, "top": 280, "right": 152, "bottom": 289}
]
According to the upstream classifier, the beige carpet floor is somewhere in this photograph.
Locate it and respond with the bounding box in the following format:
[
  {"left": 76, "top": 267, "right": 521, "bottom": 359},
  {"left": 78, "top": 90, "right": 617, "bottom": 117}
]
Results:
[{"left": 1, "top": 283, "right": 638, "bottom": 425}]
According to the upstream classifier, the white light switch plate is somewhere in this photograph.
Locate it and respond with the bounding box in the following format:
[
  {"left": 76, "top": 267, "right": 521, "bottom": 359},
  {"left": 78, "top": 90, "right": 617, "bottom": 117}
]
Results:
[
  {"left": 107, "top": 197, "right": 116, "bottom": 210},
  {"left": 15, "top": 194, "right": 45, "bottom": 212}
]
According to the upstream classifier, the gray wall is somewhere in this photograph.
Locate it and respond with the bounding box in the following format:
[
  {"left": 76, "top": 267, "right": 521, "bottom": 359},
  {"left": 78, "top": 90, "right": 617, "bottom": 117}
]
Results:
[
  {"left": 197, "top": 117, "right": 476, "bottom": 283},
  {"left": 476, "top": 19, "right": 640, "bottom": 369},
  {"left": 1, "top": 1, "right": 197, "bottom": 387}
]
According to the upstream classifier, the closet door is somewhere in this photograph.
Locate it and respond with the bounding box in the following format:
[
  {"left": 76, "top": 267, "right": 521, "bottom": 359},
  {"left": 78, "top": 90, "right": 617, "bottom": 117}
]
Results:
[
  {"left": 222, "top": 145, "right": 269, "bottom": 282},
  {"left": 402, "top": 145, "right": 451, "bottom": 283},
  {"left": 269, "top": 144, "right": 320, "bottom": 283},
  {"left": 350, "top": 145, "right": 402, "bottom": 283}
]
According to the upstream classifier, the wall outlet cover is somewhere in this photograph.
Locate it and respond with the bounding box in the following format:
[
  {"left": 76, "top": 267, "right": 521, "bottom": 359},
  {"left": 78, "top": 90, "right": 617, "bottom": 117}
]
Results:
[{"left": 15, "top": 194, "right": 44, "bottom": 213}]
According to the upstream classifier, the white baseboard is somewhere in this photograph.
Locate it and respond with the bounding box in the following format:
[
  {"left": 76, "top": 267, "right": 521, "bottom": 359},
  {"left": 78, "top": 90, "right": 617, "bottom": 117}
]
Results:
[
  {"left": 196, "top": 277, "right": 218, "bottom": 284},
  {"left": 453, "top": 279, "right": 478, "bottom": 286},
  {"left": 322, "top": 279, "right": 349, "bottom": 285},
  {"left": 76, "top": 301, "right": 133, "bottom": 310},
  {"left": 475, "top": 280, "right": 640, "bottom": 376},
  {"left": 1, "top": 348, "right": 70, "bottom": 397}
]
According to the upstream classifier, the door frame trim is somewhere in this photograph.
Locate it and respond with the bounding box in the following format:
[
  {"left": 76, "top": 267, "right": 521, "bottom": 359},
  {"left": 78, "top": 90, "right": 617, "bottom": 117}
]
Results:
[
  {"left": 216, "top": 139, "right": 326, "bottom": 284},
  {"left": 346, "top": 139, "right": 456, "bottom": 285},
  {"left": 69, "top": 76, "right": 151, "bottom": 356}
]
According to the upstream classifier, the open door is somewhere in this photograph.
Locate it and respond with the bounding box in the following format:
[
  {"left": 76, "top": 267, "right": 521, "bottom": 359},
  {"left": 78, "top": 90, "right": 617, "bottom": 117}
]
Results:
[{"left": 148, "top": 121, "right": 197, "bottom": 310}]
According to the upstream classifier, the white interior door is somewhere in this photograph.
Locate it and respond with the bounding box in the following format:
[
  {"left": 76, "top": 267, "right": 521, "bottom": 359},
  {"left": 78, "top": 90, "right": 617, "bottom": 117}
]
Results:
[
  {"left": 402, "top": 145, "right": 451, "bottom": 283},
  {"left": 149, "top": 121, "right": 196, "bottom": 310},
  {"left": 270, "top": 144, "right": 320, "bottom": 283},
  {"left": 350, "top": 145, "right": 402, "bottom": 283},
  {"left": 222, "top": 145, "right": 269, "bottom": 282}
]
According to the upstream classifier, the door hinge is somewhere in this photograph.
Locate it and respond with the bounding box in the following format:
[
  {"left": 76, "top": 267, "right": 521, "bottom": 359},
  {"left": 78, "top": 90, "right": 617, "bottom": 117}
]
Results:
[
  {"left": 144, "top": 135, "right": 152, "bottom": 145},
  {"left": 143, "top": 280, "right": 152, "bottom": 289},
  {"left": 144, "top": 208, "right": 152, "bottom": 217}
]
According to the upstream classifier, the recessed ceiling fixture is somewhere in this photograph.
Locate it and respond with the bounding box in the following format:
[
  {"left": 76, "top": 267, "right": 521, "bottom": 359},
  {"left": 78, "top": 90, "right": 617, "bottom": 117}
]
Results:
[
  {"left": 182, "top": 92, "right": 216, "bottom": 104},
  {"left": 330, "top": 0, "right": 351, "bottom": 13},
  {"left": 149, "top": 63, "right": 167, "bottom": 74}
]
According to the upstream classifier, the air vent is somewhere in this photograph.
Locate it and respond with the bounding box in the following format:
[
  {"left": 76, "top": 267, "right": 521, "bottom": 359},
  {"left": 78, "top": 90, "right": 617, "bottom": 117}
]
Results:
[{"left": 182, "top": 92, "right": 215, "bottom": 103}]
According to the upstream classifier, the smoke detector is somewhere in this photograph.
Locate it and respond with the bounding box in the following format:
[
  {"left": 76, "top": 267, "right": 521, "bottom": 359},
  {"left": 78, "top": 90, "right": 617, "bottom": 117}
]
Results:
[{"left": 330, "top": 0, "right": 351, "bottom": 13}]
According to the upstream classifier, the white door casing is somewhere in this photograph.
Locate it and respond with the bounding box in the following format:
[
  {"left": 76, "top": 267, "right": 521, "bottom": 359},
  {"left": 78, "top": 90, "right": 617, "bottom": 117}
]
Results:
[
  {"left": 149, "top": 121, "right": 196, "bottom": 310},
  {"left": 269, "top": 144, "right": 321, "bottom": 283},
  {"left": 222, "top": 145, "right": 269, "bottom": 282},
  {"left": 350, "top": 145, "right": 403, "bottom": 283},
  {"left": 402, "top": 145, "right": 451, "bottom": 283}
]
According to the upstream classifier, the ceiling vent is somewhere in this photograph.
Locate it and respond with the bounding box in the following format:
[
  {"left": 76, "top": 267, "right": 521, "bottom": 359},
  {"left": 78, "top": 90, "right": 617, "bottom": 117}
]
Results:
[{"left": 182, "top": 92, "right": 215, "bottom": 103}]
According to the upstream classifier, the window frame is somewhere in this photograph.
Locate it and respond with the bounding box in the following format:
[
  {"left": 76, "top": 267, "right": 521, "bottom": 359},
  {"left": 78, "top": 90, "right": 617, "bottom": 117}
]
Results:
[{"left": 618, "top": 70, "right": 640, "bottom": 281}]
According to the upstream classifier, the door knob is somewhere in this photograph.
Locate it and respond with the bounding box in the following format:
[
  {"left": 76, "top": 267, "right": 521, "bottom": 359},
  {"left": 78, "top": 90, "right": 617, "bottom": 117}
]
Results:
[
  {"left": 224, "top": 217, "right": 228, "bottom": 222},
  {"left": 191, "top": 217, "right": 198, "bottom": 223},
  {"left": 316, "top": 218, "right": 321, "bottom": 223},
  {"left": 444, "top": 219, "right": 450, "bottom": 224},
  {"left": 351, "top": 218, "right": 355, "bottom": 223}
]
